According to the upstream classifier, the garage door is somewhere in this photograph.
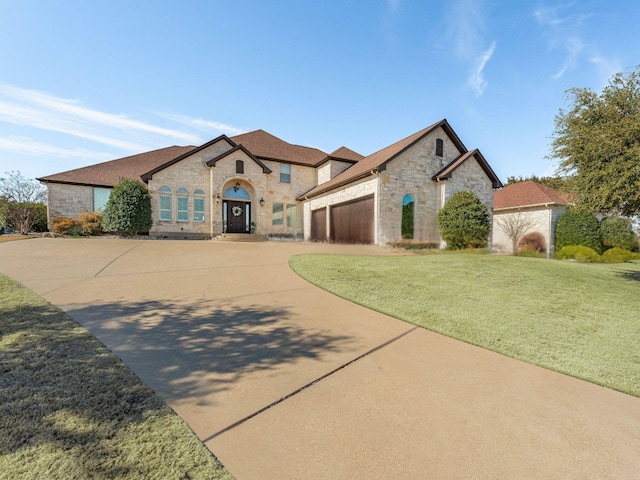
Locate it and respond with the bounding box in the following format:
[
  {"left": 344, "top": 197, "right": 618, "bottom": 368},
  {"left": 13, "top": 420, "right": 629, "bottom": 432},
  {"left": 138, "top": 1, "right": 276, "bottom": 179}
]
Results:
[
  {"left": 310, "top": 208, "right": 327, "bottom": 242},
  {"left": 329, "top": 195, "right": 374, "bottom": 244}
]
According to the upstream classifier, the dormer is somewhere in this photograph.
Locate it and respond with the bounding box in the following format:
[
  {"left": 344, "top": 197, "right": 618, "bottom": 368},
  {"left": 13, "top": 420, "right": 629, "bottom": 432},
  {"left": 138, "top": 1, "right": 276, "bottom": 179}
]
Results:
[{"left": 316, "top": 147, "right": 364, "bottom": 185}]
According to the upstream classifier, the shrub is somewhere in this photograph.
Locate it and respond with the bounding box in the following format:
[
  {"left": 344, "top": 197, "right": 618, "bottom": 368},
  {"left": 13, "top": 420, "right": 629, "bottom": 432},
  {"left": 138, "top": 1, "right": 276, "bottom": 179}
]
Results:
[
  {"left": 52, "top": 216, "right": 81, "bottom": 235},
  {"left": 101, "top": 178, "right": 152, "bottom": 235},
  {"left": 517, "top": 248, "right": 546, "bottom": 258},
  {"left": 556, "top": 245, "right": 601, "bottom": 263},
  {"left": 601, "top": 247, "right": 634, "bottom": 263},
  {"left": 601, "top": 216, "right": 638, "bottom": 252},
  {"left": 555, "top": 211, "right": 602, "bottom": 253},
  {"left": 79, "top": 211, "right": 103, "bottom": 235},
  {"left": 517, "top": 232, "right": 546, "bottom": 254},
  {"left": 437, "top": 191, "right": 490, "bottom": 250}
]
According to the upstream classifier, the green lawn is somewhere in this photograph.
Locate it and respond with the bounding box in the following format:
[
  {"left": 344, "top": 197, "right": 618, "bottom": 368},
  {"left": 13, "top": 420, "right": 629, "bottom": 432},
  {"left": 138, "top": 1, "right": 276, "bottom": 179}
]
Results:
[
  {"left": 0, "top": 274, "right": 233, "bottom": 480},
  {"left": 290, "top": 253, "right": 640, "bottom": 397}
]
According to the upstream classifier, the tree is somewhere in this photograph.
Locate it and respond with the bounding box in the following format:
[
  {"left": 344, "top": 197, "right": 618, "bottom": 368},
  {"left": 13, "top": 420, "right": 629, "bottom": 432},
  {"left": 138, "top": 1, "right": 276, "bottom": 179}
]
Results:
[
  {"left": 101, "top": 178, "right": 152, "bottom": 235},
  {"left": 495, "top": 212, "right": 537, "bottom": 255},
  {"left": 555, "top": 210, "right": 602, "bottom": 253},
  {"left": 437, "top": 191, "right": 490, "bottom": 249},
  {"left": 550, "top": 66, "right": 640, "bottom": 217},
  {"left": 506, "top": 174, "right": 572, "bottom": 192},
  {"left": 0, "top": 171, "right": 47, "bottom": 234},
  {"left": 601, "top": 215, "right": 638, "bottom": 251}
]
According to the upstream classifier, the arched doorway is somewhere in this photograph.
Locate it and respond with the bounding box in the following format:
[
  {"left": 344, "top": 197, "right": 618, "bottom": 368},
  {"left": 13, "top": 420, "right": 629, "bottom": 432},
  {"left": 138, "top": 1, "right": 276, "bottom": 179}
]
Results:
[{"left": 223, "top": 184, "right": 251, "bottom": 233}]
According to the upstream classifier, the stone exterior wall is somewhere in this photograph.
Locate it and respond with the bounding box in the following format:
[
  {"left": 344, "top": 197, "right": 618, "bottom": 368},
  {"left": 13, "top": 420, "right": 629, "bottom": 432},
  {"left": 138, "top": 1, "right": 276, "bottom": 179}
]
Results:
[
  {"left": 377, "top": 126, "right": 472, "bottom": 245},
  {"left": 148, "top": 140, "right": 230, "bottom": 238},
  {"left": 45, "top": 183, "right": 95, "bottom": 228},
  {"left": 492, "top": 206, "right": 568, "bottom": 256},
  {"left": 317, "top": 160, "right": 354, "bottom": 185}
]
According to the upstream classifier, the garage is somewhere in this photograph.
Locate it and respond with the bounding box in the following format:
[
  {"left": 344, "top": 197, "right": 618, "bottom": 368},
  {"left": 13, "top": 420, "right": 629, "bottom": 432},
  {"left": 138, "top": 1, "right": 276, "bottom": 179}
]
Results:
[
  {"left": 310, "top": 208, "right": 327, "bottom": 242},
  {"left": 329, "top": 195, "right": 374, "bottom": 244}
]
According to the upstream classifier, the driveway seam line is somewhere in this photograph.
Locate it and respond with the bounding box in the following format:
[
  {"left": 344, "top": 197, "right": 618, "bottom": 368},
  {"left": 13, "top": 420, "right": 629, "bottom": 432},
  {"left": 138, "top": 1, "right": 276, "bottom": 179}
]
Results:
[
  {"left": 93, "top": 241, "right": 146, "bottom": 277},
  {"left": 203, "top": 325, "right": 419, "bottom": 442}
]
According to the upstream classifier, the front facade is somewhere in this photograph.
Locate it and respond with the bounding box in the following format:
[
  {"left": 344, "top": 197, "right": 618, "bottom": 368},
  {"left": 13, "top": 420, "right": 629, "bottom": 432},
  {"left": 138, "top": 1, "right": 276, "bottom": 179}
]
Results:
[{"left": 39, "top": 120, "right": 502, "bottom": 245}]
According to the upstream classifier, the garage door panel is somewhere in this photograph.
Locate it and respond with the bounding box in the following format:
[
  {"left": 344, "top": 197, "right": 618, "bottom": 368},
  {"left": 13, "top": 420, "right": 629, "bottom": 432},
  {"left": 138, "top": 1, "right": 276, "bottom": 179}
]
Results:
[
  {"left": 329, "top": 195, "right": 374, "bottom": 244},
  {"left": 311, "top": 208, "right": 327, "bottom": 242}
]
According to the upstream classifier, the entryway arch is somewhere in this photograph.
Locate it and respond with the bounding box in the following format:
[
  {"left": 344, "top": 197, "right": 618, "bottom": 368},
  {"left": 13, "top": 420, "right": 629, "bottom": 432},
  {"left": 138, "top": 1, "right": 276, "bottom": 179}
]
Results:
[{"left": 222, "top": 180, "right": 254, "bottom": 234}]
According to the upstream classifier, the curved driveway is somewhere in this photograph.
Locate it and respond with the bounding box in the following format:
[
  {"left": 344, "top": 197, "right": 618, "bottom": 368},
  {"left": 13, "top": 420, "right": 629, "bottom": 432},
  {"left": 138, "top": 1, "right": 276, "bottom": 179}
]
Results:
[{"left": 1, "top": 238, "right": 639, "bottom": 479}]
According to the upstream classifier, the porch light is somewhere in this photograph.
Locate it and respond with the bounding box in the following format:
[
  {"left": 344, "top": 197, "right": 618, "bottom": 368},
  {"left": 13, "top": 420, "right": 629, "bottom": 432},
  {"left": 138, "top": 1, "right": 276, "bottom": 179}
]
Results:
[
  {"left": 215, "top": 194, "right": 220, "bottom": 203},
  {"left": 260, "top": 197, "right": 265, "bottom": 206}
]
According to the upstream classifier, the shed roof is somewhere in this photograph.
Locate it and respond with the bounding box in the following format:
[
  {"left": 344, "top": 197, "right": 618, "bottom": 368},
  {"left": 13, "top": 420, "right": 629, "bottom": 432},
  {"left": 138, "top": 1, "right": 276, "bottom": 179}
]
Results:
[{"left": 494, "top": 181, "right": 573, "bottom": 210}]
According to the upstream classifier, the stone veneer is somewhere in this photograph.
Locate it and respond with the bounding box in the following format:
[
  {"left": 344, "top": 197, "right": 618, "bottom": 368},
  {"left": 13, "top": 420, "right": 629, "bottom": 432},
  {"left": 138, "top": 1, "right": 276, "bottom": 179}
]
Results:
[{"left": 45, "top": 183, "right": 95, "bottom": 227}]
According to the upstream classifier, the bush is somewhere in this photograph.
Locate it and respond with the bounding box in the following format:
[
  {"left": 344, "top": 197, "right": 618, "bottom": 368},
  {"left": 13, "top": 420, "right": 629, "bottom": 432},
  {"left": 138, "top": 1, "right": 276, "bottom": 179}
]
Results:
[
  {"left": 517, "top": 248, "right": 546, "bottom": 258},
  {"left": 437, "top": 191, "right": 490, "bottom": 250},
  {"left": 601, "top": 247, "right": 635, "bottom": 263},
  {"left": 517, "top": 232, "right": 546, "bottom": 255},
  {"left": 79, "top": 211, "right": 103, "bottom": 235},
  {"left": 51, "top": 216, "right": 81, "bottom": 235},
  {"left": 601, "top": 216, "right": 638, "bottom": 252},
  {"left": 101, "top": 179, "right": 152, "bottom": 235},
  {"left": 555, "top": 211, "right": 602, "bottom": 253},
  {"left": 556, "top": 245, "right": 601, "bottom": 263}
]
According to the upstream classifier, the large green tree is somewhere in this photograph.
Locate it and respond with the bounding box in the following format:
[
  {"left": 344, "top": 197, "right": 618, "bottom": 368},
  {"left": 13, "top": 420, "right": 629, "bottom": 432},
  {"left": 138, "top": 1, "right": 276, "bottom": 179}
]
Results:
[
  {"left": 437, "top": 190, "right": 490, "bottom": 250},
  {"left": 101, "top": 178, "right": 152, "bottom": 235},
  {"left": 551, "top": 67, "right": 640, "bottom": 217}
]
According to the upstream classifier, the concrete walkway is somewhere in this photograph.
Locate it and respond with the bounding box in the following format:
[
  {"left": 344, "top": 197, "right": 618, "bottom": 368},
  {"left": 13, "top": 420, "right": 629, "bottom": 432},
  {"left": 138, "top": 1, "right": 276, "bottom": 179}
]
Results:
[{"left": 1, "top": 238, "right": 639, "bottom": 479}]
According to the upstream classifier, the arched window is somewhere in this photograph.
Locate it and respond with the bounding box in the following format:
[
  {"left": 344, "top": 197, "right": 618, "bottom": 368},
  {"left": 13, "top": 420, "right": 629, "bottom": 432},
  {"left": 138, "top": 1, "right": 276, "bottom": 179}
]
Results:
[
  {"left": 223, "top": 186, "right": 250, "bottom": 200},
  {"left": 193, "top": 189, "right": 205, "bottom": 222},
  {"left": 176, "top": 188, "right": 189, "bottom": 222},
  {"left": 236, "top": 160, "right": 244, "bottom": 174},
  {"left": 402, "top": 194, "right": 414, "bottom": 239},
  {"left": 435, "top": 138, "right": 444, "bottom": 157},
  {"left": 159, "top": 186, "right": 172, "bottom": 222}
]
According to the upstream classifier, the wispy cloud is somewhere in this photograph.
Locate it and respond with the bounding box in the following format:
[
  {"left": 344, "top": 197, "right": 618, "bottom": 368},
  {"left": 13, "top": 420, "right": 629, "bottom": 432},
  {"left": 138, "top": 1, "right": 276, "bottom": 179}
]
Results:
[
  {"left": 469, "top": 41, "right": 497, "bottom": 96},
  {"left": 153, "top": 112, "right": 247, "bottom": 137},
  {"left": 445, "top": 0, "right": 497, "bottom": 96},
  {"left": 0, "top": 135, "right": 114, "bottom": 162},
  {"left": 534, "top": 2, "right": 592, "bottom": 79}
]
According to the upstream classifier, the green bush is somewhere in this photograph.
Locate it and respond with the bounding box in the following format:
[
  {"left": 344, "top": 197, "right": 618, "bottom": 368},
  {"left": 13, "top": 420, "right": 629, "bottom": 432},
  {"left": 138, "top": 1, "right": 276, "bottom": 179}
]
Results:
[
  {"left": 556, "top": 245, "right": 601, "bottom": 263},
  {"left": 555, "top": 211, "right": 602, "bottom": 253},
  {"left": 601, "top": 247, "right": 634, "bottom": 263},
  {"left": 101, "top": 178, "right": 152, "bottom": 235},
  {"left": 601, "top": 216, "right": 638, "bottom": 252},
  {"left": 517, "top": 248, "right": 546, "bottom": 258},
  {"left": 437, "top": 191, "right": 490, "bottom": 250}
]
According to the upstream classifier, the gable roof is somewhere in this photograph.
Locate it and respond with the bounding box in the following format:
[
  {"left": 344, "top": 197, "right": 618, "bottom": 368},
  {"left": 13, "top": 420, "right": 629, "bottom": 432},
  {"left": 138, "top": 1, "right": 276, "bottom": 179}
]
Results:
[
  {"left": 300, "top": 119, "right": 479, "bottom": 199},
  {"left": 230, "top": 129, "right": 327, "bottom": 166},
  {"left": 494, "top": 181, "right": 573, "bottom": 210},
  {"left": 37, "top": 145, "right": 195, "bottom": 187},
  {"left": 432, "top": 149, "right": 502, "bottom": 188},
  {"left": 328, "top": 146, "right": 364, "bottom": 162},
  {"left": 205, "top": 144, "right": 272, "bottom": 173}
]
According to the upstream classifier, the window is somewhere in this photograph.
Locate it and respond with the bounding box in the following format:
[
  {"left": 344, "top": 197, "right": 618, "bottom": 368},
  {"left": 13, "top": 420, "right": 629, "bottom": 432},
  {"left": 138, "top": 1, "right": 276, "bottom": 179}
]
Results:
[
  {"left": 177, "top": 188, "right": 189, "bottom": 222},
  {"left": 280, "top": 163, "right": 291, "bottom": 183},
  {"left": 236, "top": 160, "right": 244, "bottom": 174},
  {"left": 402, "top": 194, "right": 414, "bottom": 239},
  {"left": 193, "top": 189, "right": 205, "bottom": 223},
  {"left": 159, "top": 186, "right": 172, "bottom": 222},
  {"left": 93, "top": 187, "right": 111, "bottom": 212},
  {"left": 435, "top": 138, "right": 444, "bottom": 157},
  {"left": 272, "top": 203, "right": 284, "bottom": 225},
  {"left": 286, "top": 204, "right": 296, "bottom": 228}
]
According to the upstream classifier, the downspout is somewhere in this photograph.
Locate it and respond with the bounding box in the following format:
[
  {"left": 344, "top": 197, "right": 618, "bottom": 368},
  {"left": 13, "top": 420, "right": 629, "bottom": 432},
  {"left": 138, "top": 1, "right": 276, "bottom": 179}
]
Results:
[
  {"left": 209, "top": 165, "right": 214, "bottom": 239},
  {"left": 371, "top": 169, "right": 380, "bottom": 245},
  {"left": 547, "top": 204, "right": 552, "bottom": 259}
]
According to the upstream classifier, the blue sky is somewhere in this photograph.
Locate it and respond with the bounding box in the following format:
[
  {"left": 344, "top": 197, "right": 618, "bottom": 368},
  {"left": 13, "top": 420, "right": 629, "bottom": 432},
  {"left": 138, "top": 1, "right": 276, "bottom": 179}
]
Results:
[{"left": 0, "top": 0, "right": 638, "bottom": 183}]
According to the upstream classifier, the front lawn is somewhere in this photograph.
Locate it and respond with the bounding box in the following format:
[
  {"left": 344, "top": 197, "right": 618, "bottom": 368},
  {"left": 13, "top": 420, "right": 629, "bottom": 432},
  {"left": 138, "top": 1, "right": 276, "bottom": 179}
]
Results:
[
  {"left": 0, "top": 274, "right": 233, "bottom": 479},
  {"left": 290, "top": 254, "right": 640, "bottom": 397}
]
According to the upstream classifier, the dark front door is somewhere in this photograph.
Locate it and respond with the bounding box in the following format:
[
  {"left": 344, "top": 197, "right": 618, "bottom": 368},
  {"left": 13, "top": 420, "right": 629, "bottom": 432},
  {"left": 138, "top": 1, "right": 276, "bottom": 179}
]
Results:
[{"left": 226, "top": 201, "right": 248, "bottom": 233}]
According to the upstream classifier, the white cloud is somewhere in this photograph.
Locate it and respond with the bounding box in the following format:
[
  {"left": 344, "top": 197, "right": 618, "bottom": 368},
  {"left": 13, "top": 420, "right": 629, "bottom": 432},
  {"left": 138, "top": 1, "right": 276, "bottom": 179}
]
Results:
[
  {"left": 153, "top": 112, "right": 247, "bottom": 137},
  {"left": 0, "top": 135, "right": 114, "bottom": 162},
  {"left": 468, "top": 41, "right": 496, "bottom": 96},
  {"left": 550, "top": 36, "right": 584, "bottom": 79}
]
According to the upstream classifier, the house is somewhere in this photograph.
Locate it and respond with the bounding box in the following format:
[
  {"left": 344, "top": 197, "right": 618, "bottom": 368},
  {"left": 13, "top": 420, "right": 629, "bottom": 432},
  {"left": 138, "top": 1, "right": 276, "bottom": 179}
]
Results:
[
  {"left": 492, "top": 181, "right": 573, "bottom": 256},
  {"left": 38, "top": 119, "right": 502, "bottom": 245}
]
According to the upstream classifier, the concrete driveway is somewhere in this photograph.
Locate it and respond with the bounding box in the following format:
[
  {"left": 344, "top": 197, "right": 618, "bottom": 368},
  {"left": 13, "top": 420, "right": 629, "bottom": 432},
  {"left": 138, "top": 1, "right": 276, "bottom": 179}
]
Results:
[{"left": 1, "top": 238, "right": 639, "bottom": 479}]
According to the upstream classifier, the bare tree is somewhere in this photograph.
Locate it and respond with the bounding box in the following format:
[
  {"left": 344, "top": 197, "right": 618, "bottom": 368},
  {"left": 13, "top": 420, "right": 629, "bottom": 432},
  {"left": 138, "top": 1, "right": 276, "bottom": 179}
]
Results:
[
  {"left": 495, "top": 212, "right": 537, "bottom": 255},
  {"left": 0, "top": 171, "right": 46, "bottom": 234}
]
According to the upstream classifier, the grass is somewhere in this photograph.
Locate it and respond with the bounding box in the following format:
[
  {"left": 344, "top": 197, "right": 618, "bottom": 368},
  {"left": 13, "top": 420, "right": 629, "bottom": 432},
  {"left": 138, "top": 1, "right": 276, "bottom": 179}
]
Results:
[
  {"left": 0, "top": 274, "right": 233, "bottom": 480},
  {"left": 290, "top": 253, "right": 640, "bottom": 397}
]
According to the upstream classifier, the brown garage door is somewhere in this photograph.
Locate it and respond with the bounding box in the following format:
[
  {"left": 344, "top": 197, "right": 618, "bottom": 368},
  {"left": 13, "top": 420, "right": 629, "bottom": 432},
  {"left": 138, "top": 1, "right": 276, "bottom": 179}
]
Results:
[
  {"left": 330, "top": 195, "right": 374, "bottom": 244},
  {"left": 310, "top": 208, "right": 327, "bottom": 242}
]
